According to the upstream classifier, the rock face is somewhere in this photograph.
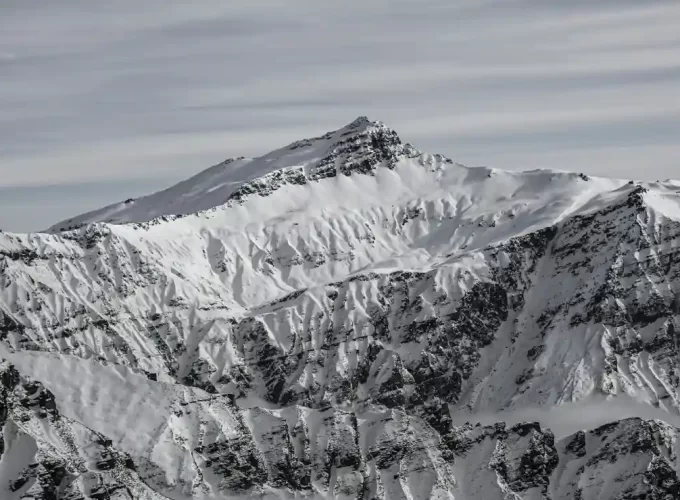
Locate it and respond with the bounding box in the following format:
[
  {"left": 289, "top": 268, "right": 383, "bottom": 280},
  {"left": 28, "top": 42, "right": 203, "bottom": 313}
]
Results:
[{"left": 1, "top": 118, "right": 680, "bottom": 499}]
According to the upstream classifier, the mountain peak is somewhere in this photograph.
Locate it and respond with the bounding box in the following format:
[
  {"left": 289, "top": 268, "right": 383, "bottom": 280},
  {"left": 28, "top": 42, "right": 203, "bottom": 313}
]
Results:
[
  {"left": 48, "top": 117, "right": 418, "bottom": 231},
  {"left": 282, "top": 116, "right": 396, "bottom": 151},
  {"left": 345, "top": 115, "right": 372, "bottom": 128},
  {"left": 345, "top": 116, "right": 396, "bottom": 136},
  {"left": 341, "top": 115, "right": 390, "bottom": 133}
]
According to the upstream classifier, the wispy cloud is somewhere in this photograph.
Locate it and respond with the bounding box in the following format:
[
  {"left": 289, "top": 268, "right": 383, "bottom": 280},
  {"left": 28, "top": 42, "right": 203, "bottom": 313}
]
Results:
[{"left": 1, "top": 0, "right": 679, "bottom": 230}]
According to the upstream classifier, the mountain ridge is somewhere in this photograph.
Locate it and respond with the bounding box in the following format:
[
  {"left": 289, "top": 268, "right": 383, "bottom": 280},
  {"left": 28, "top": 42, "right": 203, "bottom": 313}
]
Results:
[{"left": 47, "top": 116, "right": 656, "bottom": 234}]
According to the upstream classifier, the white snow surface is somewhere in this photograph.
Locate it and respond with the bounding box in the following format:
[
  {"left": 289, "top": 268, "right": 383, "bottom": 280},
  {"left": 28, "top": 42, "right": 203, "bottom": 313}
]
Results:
[{"left": 2, "top": 117, "right": 680, "bottom": 499}]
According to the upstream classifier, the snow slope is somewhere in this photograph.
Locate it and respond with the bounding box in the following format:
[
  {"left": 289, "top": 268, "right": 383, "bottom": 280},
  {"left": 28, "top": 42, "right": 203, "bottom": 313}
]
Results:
[{"left": 2, "top": 117, "right": 680, "bottom": 499}]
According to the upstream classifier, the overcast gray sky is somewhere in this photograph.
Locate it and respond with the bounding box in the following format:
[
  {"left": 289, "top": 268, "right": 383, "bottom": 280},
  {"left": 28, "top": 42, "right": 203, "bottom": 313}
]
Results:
[{"left": 2, "top": 0, "right": 679, "bottom": 232}]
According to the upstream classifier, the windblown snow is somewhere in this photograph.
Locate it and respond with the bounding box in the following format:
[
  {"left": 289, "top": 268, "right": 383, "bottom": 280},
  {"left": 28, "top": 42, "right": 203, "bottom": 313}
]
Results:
[{"left": 2, "top": 116, "right": 680, "bottom": 499}]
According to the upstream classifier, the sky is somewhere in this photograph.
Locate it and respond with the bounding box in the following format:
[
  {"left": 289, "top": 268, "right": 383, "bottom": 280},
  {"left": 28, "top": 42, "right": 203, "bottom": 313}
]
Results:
[{"left": 1, "top": 0, "right": 679, "bottom": 232}]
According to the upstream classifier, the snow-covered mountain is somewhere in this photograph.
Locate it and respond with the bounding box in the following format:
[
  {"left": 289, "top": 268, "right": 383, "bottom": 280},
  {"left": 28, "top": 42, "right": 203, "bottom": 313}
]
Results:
[{"left": 2, "top": 117, "right": 680, "bottom": 499}]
